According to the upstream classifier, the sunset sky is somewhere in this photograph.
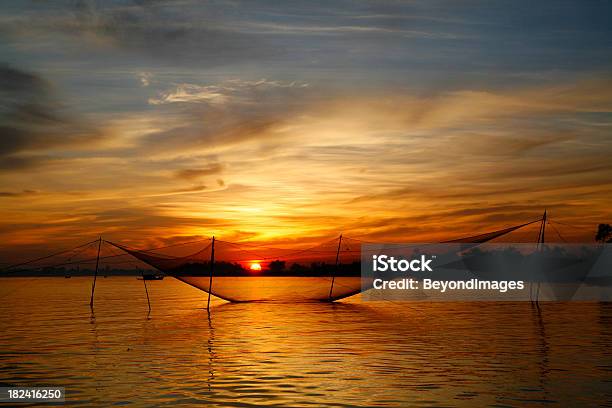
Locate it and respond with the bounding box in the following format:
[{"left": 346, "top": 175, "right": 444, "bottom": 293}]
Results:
[{"left": 1, "top": 1, "right": 612, "bottom": 262}]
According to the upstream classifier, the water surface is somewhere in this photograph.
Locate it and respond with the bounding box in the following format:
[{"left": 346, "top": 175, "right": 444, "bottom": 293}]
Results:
[{"left": 0, "top": 277, "right": 611, "bottom": 407}]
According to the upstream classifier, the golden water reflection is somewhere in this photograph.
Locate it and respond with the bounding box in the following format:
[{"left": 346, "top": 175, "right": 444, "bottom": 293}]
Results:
[{"left": 0, "top": 277, "right": 611, "bottom": 406}]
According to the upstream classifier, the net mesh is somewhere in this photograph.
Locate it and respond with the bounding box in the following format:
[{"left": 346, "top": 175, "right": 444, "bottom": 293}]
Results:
[{"left": 109, "top": 237, "right": 364, "bottom": 302}]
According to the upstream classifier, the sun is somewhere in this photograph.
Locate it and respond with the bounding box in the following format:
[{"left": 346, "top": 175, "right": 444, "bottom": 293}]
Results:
[{"left": 249, "top": 262, "right": 262, "bottom": 272}]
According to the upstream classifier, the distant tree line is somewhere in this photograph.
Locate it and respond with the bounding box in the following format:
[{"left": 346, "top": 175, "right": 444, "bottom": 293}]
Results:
[
  {"left": 169, "top": 260, "right": 361, "bottom": 277},
  {"left": 596, "top": 224, "right": 612, "bottom": 243}
]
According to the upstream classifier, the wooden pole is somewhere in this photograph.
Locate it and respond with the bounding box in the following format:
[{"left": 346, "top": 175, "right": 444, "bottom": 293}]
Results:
[
  {"left": 142, "top": 269, "right": 151, "bottom": 313},
  {"left": 531, "top": 211, "right": 546, "bottom": 304},
  {"left": 89, "top": 237, "right": 102, "bottom": 309},
  {"left": 207, "top": 236, "right": 215, "bottom": 310},
  {"left": 329, "top": 234, "right": 342, "bottom": 300},
  {"left": 540, "top": 210, "right": 547, "bottom": 245},
  {"left": 535, "top": 210, "right": 546, "bottom": 306}
]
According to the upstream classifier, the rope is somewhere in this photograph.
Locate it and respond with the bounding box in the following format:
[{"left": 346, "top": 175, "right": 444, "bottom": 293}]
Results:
[
  {"left": 107, "top": 240, "right": 212, "bottom": 261},
  {"left": 103, "top": 241, "right": 146, "bottom": 270},
  {"left": 65, "top": 241, "right": 98, "bottom": 262},
  {"left": 216, "top": 237, "right": 343, "bottom": 261},
  {"left": 3, "top": 252, "right": 130, "bottom": 272},
  {"left": 549, "top": 220, "right": 593, "bottom": 231},
  {"left": 113, "top": 237, "right": 212, "bottom": 256},
  {"left": 547, "top": 222, "right": 568, "bottom": 243},
  {"left": 1, "top": 239, "right": 100, "bottom": 272},
  {"left": 342, "top": 236, "right": 377, "bottom": 244},
  {"left": 104, "top": 242, "right": 153, "bottom": 312}
]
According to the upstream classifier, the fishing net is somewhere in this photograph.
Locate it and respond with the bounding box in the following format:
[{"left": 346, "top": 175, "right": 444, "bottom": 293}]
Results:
[
  {"left": 2, "top": 217, "right": 548, "bottom": 302},
  {"left": 109, "top": 237, "right": 364, "bottom": 302},
  {"left": 107, "top": 219, "right": 543, "bottom": 302}
]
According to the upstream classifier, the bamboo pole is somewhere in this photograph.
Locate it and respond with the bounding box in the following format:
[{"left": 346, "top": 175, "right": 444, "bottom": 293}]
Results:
[
  {"left": 329, "top": 234, "right": 342, "bottom": 300},
  {"left": 207, "top": 236, "right": 215, "bottom": 310},
  {"left": 535, "top": 210, "right": 546, "bottom": 306},
  {"left": 89, "top": 237, "right": 102, "bottom": 309},
  {"left": 142, "top": 269, "right": 151, "bottom": 313}
]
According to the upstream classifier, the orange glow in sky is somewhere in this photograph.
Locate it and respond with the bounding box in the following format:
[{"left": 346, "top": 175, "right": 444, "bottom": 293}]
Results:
[{"left": 0, "top": 1, "right": 611, "bottom": 265}]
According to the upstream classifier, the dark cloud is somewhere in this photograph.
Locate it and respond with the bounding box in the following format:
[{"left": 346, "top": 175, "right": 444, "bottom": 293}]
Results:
[
  {"left": 0, "top": 189, "right": 38, "bottom": 198},
  {"left": 0, "top": 65, "right": 47, "bottom": 94},
  {"left": 0, "top": 64, "right": 101, "bottom": 171},
  {"left": 0, "top": 155, "right": 50, "bottom": 171},
  {"left": 64, "top": 0, "right": 279, "bottom": 65}
]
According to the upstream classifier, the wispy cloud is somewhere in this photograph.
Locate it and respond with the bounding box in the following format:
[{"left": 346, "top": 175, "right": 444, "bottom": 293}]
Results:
[
  {"left": 175, "top": 163, "right": 224, "bottom": 180},
  {"left": 0, "top": 64, "right": 105, "bottom": 171},
  {"left": 236, "top": 22, "right": 463, "bottom": 39},
  {"left": 149, "top": 79, "right": 309, "bottom": 106},
  {"left": 137, "top": 72, "right": 152, "bottom": 87},
  {"left": 1, "top": 1, "right": 612, "bottom": 258},
  {"left": 0, "top": 189, "right": 38, "bottom": 198}
]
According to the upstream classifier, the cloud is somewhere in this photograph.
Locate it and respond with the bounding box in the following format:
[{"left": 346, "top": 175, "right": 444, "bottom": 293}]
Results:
[
  {"left": 307, "top": 79, "right": 612, "bottom": 137},
  {"left": 0, "top": 189, "right": 38, "bottom": 198},
  {"left": 1, "top": 0, "right": 611, "bottom": 260},
  {"left": 139, "top": 117, "right": 284, "bottom": 158},
  {"left": 149, "top": 84, "right": 231, "bottom": 106},
  {"left": 175, "top": 163, "right": 224, "bottom": 180},
  {"left": 237, "top": 22, "right": 461, "bottom": 39},
  {"left": 0, "top": 61, "right": 610, "bottom": 252},
  {"left": 166, "top": 184, "right": 207, "bottom": 195},
  {"left": 137, "top": 72, "right": 152, "bottom": 87},
  {"left": 149, "top": 79, "right": 309, "bottom": 106},
  {"left": 137, "top": 77, "right": 313, "bottom": 157},
  {"left": 0, "top": 155, "right": 51, "bottom": 171},
  {"left": 60, "top": 0, "right": 280, "bottom": 66},
  {"left": 0, "top": 64, "right": 103, "bottom": 171},
  {"left": 0, "top": 64, "right": 46, "bottom": 94}
]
